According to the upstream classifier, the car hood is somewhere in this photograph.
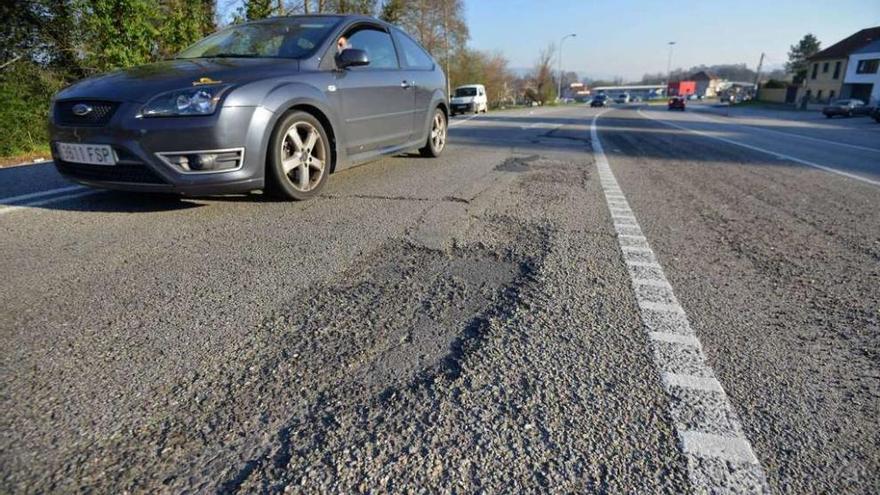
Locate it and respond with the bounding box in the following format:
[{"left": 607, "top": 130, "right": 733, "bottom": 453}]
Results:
[{"left": 55, "top": 58, "right": 301, "bottom": 103}]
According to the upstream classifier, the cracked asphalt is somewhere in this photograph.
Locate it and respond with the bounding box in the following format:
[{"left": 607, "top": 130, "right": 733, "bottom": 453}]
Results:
[{"left": 1, "top": 104, "right": 878, "bottom": 493}]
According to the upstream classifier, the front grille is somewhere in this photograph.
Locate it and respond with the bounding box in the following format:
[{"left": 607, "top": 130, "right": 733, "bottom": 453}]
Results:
[
  {"left": 54, "top": 100, "right": 119, "bottom": 127},
  {"left": 55, "top": 160, "right": 167, "bottom": 184}
]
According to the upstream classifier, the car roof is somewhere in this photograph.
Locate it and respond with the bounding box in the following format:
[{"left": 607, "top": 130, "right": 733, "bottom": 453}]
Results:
[
  {"left": 249, "top": 14, "right": 391, "bottom": 28},
  {"left": 456, "top": 84, "right": 485, "bottom": 88}
]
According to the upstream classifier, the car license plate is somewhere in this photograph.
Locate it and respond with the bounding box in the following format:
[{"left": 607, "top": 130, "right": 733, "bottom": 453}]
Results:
[{"left": 56, "top": 142, "right": 116, "bottom": 166}]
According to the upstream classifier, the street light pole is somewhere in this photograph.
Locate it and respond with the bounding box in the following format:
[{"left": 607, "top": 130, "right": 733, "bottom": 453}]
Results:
[
  {"left": 665, "top": 41, "right": 676, "bottom": 95},
  {"left": 557, "top": 33, "right": 576, "bottom": 102}
]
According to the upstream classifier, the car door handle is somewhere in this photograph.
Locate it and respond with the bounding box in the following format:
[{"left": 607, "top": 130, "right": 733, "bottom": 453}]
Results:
[{"left": 401, "top": 80, "right": 415, "bottom": 89}]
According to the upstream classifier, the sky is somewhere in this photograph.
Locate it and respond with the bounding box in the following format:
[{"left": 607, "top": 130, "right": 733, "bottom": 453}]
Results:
[{"left": 465, "top": 0, "right": 880, "bottom": 80}]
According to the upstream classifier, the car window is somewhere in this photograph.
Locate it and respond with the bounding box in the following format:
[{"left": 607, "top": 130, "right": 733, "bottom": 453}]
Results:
[
  {"left": 344, "top": 27, "right": 398, "bottom": 70},
  {"left": 455, "top": 88, "right": 477, "bottom": 97},
  {"left": 394, "top": 29, "right": 434, "bottom": 70},
  {"left": 177, "top": 17, "right": 340, "bottom": 59}
]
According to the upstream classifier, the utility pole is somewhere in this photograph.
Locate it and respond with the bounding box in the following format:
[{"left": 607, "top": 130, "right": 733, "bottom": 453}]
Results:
[
  {"left": 557, "top": 33, "right": 576, "bottom": 102},
  {"left": 753, "top": 52, "right": 765, "bottom": 90},
  {"left": 443, "top": 0, "right": 451, "bottom": 99}
]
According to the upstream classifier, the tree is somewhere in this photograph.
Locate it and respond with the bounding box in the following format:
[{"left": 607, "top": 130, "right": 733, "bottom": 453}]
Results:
[
  {"left": 242, "top": 0, "right": 274, "bottom": 20},
  {"left": 786, "top": 34, "right": 820, "bottom": 84},
  {"left": 81, "top": 0, "right": 161, "bottom": 73},
  {"left": 530, "top": 43, "right": 555, "bottom": 104},
  {"left": 379, "top": 0, "right": 406, "bottom": 22}
]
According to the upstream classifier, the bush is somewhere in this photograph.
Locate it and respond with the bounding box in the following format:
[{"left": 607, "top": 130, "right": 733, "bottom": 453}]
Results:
[{"left": 0, "top": 62, "right": 65, "bottom": 156}]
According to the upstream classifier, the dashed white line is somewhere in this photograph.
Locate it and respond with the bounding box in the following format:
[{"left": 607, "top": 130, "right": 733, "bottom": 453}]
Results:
[
  {"left": 662, "top": 372, "right": 724, "bottom": 393},
  {"left": 648, "top": 332, "right": 702, "bottom": 347},
  {"left": 591, "top": 110, "right": 769, "bottom": 493},
  {"left": 680, "top": 431, "right": 760, "bottom": 464},
  {"left": 638, "top": 301, "right": 685, "bottom": 314},
  {"left": 638, "top": 108, "right": 880, "bottom": 187}
]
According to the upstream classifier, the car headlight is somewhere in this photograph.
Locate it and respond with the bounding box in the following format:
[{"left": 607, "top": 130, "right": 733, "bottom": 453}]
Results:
[{"left": 141, "top": 85, "right": 230, "bottom": 117}]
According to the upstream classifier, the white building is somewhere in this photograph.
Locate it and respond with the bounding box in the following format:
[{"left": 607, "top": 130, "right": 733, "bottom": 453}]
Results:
[{"left": 843, "top": 39, "right": 880, "bottom": 105}]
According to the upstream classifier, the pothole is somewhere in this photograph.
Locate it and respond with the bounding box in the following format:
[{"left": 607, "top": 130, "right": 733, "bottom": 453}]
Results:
[{"left": 495, "top": 155, "right": 540, "bottom": 172}]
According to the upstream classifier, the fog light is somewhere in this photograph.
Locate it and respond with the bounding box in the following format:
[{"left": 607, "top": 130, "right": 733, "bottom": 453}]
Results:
[{"left": 157, "top": 148, "right": 244, "bottom": 173}]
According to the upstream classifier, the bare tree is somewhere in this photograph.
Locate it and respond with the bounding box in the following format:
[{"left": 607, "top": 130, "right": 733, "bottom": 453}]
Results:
[{"left": 531, "top": 43, "right": 555, "bottom": 104}]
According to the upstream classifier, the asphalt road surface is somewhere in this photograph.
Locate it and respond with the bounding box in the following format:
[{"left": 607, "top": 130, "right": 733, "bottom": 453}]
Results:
[{"left": 1, "top": 104, "right": 878, "bottom": 493}]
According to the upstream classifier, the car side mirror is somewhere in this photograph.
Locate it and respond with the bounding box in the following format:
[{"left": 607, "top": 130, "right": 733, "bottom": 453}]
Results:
[{"left": 336, "top": 49, "right": 369, "bottom": 69}]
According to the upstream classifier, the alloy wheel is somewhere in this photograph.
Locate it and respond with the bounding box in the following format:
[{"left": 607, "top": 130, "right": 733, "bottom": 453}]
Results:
[
  {"left": 280, "top": 121, "right": 326, "bottom": 192},
  {"left": 431, "top": 111, "right": 447, "bottom": 153}
]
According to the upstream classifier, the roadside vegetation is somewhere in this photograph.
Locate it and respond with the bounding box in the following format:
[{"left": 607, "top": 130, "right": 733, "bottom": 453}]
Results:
[{"left": 0, "top": 0, "right": 570, "bottom": 162}]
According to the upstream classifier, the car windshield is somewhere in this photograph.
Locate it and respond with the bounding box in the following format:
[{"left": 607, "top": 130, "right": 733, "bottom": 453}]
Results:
[
  {"left": 831, "top": 99, "right": 850, "bottom": 105},
  {"left": 177, "top": 17, "right": 341, "bottom": 59},
  {"left": 455, "top": 88, "right": 477, "bottom": 97}
]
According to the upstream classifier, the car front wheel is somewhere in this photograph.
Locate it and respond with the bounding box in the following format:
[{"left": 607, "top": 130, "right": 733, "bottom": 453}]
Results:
[
  {"left": 420, "top": 108, "right": 447, "bottom": 158},
  {"left": 267, "top": 111, "right": 330, "bottom": 201}
]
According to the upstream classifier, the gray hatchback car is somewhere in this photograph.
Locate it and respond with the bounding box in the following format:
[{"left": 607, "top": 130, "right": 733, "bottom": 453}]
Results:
[{"left": 49, "top": 15, "right": 449, "bottom": 200}]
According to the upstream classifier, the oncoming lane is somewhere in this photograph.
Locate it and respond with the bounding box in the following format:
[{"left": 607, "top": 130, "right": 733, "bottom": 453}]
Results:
[{"left": 638, "top": 106, "right": 880, "bottom": 186}]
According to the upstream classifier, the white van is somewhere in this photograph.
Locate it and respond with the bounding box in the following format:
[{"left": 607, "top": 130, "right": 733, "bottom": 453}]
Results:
[{"left": 450, "top": 84, "right": 488, "bottom": 116}]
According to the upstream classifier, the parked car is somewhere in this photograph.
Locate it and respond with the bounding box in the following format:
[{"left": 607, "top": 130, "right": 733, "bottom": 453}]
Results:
[
  {"left": 48, "top": 15, "right": 449, "bottom": 201},
  {"left": 668, "top": 96, "right": 686, "bottom": 111},
  {"left": 450, "top": 84, "right": 488, "bottom": 116},
  {"left": 590, "top": 94, "right": 610, "bottom": 107},
  {"left": 615, "top": 93, "right": 630, "bottom": 104},
  {"left": 872, "top": 106, "right": 880, "bottom": 123},
  {"left": 822, "top": 99, "right": 870, "bottom": 118}
]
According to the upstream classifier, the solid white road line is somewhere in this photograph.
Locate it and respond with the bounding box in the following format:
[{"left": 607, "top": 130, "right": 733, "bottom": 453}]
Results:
[
  {"left": 689, "top": 108, "right": 880, "bottom": 154},
  {"left": 591, "top": 110, "right": 769, "bottom": 493},
  {"left": 638, "top": 108, "right": 880, "bottom": 187},
  {"left": 0, "top": 189, "right": 99, "bottom": 216},
  {"left": 0, "top": 185, "right": 84, "bottom": 204},
  {"left": 449, "top": 113, "right": 480, "bottom": 127}
]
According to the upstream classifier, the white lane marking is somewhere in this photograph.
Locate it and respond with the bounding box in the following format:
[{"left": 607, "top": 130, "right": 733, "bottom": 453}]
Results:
[
  {"left": 648, "top": 332, "right": 702, "bottom": 347},
  {"left": 663, "top": 372, "right": 724, "bottom": 393},
  {"left": 591, "top": 110, "right": 769, "bottom": 492},
  {"left": 622, "top": 245, "right": 652, "bottom": 253},
  {"left": 0, "top": 190, "right": 99, "bottom": 216},
  {"left": 680, "top": 431, "right": 760, "bottom": 464},
  {"left": 625, "top": 260, "right": 662, "bottom": 268},
  {"left": 638, "top": 108, "right": 880, "bottom": 187},
  {"left": 0, "top": 185, "right": 85, "bottom": 204},
  {"left": 449, "top": 113, "right": 480, "bottom": 127},
  {"left": 689, "top": 109, "right": 880, "bottom": 154},
  {"left": 634, "top": 278, "right": 672, "bottom": 289},
  {"left": 638, "top": 301, "right": 685, "bottom": 314}
]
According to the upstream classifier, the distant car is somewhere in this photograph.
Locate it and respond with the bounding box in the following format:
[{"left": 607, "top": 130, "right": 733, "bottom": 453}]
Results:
[
  {"left": 615, "top": 93, "right": 630, "bottom": 104},
  {"left": 630, "top": 95, "right": 642, "bottom": 103},
  {"left": 668, "top": 96, "right": 686, "bottom": 111},
  {"left": 687, "top": 94, "right": 699, "bottom": 100},
  {"left": 590, "top": 94, "right": 610, "bottom": 107},
  {"left": 822, "top": 99, "right": 869, "bottom": 118},
  {"left": 450, "top": 84, "right": 488, "bottom": 116}
]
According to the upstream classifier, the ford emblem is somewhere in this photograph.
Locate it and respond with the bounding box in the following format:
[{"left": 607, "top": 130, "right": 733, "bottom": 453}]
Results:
[{"left": 72, "top": 103, "right": 93, "bottom": 116}]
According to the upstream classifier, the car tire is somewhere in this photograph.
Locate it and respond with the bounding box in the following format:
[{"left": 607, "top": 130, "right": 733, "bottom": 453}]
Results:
[
  {"left": 419, "top": 108, "right": 447, "bottom": 158},
  {"left": 266, "top": 110, "right": 330, "bottom": 201}
]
